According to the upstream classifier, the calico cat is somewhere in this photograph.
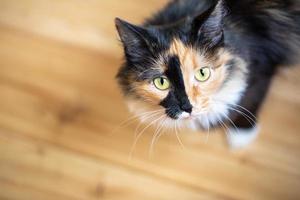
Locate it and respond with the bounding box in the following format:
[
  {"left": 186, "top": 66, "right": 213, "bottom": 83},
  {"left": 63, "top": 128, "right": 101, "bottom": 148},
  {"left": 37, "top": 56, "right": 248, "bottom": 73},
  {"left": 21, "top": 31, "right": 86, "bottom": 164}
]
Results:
[{"left": 114, "top": 0, "right": 300, "bottom": 148}]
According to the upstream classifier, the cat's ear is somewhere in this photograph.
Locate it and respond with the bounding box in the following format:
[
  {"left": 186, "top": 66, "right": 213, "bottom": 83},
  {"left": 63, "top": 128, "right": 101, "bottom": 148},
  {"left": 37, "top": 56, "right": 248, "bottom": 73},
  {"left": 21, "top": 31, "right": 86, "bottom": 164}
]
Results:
[
  {"left": 191, "top": 0, "right": 226, "bottom": 48},
  {"left": 115, "top": 18, "right": 156, "bottom": 60}
]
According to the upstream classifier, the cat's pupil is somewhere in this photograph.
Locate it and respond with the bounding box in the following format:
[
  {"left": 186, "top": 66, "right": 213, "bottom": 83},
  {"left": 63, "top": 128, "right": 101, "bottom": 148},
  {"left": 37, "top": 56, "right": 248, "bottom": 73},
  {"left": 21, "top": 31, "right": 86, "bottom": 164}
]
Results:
[
  {"left": 160, "top": 78, "right": 164, "bottom": 85},
  {"left": 200, "top": 69, "right": 205, "bottom": 76}
]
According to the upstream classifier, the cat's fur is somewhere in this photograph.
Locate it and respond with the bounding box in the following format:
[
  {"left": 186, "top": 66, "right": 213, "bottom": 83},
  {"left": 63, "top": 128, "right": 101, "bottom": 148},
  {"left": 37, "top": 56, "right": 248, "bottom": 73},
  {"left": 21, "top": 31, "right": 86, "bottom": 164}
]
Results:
[{"left": 115, "top": 0, "right": 300, "bottom": 148}]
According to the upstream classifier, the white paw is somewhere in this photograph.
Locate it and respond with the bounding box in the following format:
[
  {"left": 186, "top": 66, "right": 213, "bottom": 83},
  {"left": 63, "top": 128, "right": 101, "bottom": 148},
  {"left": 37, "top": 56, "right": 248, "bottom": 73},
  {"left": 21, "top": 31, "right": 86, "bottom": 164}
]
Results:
[{"left": 227, "top": 125, "right": 260, "bottom": 149}]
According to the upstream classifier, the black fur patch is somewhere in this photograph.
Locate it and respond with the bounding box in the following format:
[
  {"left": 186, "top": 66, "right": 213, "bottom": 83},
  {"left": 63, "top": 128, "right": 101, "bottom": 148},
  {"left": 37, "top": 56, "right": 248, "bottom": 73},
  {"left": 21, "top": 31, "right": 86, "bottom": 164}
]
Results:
[{"left": 160, "top": 56, "right": 193, "bottom": 119}]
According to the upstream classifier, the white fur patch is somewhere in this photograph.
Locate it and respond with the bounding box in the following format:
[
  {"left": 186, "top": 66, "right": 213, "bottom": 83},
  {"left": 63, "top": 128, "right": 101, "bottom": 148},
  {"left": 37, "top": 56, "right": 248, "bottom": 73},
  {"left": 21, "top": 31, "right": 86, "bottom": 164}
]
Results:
[{"left": 227, "top": 125, "right": 259, "bottom": 149}]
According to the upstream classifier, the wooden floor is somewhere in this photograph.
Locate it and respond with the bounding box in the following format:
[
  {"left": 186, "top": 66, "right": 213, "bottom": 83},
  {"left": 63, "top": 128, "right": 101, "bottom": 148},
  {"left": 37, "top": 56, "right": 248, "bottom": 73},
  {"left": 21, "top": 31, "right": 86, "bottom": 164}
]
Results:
[{"left": 0, "top": 1, "right": 300, "bottom": 199}]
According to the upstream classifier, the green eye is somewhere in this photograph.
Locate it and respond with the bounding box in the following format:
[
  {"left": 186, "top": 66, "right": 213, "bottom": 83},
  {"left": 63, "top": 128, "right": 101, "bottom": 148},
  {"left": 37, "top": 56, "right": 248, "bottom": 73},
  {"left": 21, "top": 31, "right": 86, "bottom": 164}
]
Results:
[
  {"left": 195, "top": 67, "right": 211, "bottom": 82},
  {"left": 153, "top": 77, "right": 170, "bottom": 90}
]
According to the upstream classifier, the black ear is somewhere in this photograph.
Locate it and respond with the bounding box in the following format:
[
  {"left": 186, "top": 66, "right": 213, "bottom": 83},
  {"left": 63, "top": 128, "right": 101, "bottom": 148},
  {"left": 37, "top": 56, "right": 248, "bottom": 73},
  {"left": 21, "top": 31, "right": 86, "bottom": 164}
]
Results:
[
  {"left": 115, "top": 18, "right": 156, "bottom": 61},
  {"left": 191, "top": 0, "right": 226, "bottom": 48}
]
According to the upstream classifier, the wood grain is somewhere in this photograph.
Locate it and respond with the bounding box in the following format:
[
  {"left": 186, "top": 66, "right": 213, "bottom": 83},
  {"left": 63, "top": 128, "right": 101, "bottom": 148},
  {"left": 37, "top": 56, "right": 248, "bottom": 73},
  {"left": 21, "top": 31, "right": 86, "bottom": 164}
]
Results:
[{"left": 0, "top": 1, "right": 300, "bottom": 200}]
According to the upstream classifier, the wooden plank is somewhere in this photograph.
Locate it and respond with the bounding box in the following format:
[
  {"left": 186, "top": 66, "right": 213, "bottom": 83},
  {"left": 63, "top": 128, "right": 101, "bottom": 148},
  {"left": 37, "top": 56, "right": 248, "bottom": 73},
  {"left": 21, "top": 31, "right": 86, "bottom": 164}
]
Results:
[
  {"left": 0, "top": 0, "right": 168, "bottom": 53},
  {"left": 0, "top": 130, "right": 217, "bottom": 200}
]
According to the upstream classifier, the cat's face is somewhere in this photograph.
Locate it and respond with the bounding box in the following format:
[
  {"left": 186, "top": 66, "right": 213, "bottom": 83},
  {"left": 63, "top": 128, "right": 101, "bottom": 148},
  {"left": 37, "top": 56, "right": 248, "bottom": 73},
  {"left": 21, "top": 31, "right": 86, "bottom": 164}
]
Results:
[{"left": 115, "top": 2, "right": 248, "bottom": 129}]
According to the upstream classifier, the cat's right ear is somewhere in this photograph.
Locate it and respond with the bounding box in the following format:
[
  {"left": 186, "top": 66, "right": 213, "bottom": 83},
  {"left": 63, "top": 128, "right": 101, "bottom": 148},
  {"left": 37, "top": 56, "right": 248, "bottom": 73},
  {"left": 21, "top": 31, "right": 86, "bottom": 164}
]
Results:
[
  {"left": 190, "top": 0, "right": 226, "bottom": 48},
  {"left": 115, "top": 18, "right": 155, "bottom": 60}
]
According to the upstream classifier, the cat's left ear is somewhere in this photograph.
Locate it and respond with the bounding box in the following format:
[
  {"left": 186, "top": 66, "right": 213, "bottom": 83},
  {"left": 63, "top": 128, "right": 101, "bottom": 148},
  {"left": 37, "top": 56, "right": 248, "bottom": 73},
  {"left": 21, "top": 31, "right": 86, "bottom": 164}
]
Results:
[
  {"left": 191, "top": 0, "right": 226, "bottom": 48},
  {"left": 115, "top": 18, "right": 157, "bottom": 61}
]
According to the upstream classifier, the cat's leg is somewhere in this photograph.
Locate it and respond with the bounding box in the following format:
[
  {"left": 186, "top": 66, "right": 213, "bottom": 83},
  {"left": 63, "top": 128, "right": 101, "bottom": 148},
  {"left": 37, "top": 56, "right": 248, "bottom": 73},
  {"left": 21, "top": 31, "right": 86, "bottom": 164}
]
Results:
[
  {"left": 227, "top": 100, "right": 261, "bottom": 149},
  {"left": 226, "top": 74, "right": 274, "bottom": 149},
  {"left": 227, "top": 117, "right": 260, "bottom": 149}
]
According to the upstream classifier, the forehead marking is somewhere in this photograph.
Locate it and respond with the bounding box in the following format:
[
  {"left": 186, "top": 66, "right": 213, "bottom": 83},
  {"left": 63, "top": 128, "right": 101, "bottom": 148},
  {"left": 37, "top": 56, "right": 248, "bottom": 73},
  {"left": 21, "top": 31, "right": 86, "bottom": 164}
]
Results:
[{"left": 168, "top": 39, "right": 200, "bottom": 102}]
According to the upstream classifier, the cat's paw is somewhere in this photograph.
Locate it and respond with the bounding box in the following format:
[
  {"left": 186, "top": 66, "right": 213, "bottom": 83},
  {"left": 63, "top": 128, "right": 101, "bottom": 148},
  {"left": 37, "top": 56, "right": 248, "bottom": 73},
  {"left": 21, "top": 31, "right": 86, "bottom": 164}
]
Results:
[{"left": 227, "top": 126, "right": 259, "bottom": 149}]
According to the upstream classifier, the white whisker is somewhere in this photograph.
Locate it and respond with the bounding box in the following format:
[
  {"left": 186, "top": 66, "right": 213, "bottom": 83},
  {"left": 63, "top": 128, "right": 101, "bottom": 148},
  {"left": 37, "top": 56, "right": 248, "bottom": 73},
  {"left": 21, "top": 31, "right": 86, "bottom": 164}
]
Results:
[
  {"left": 134, "top": 110, "right": 165, "bottom": 138},
  {"left": 227, "top": 106, "right": 256, "bottom": 127},
  {"left": 212, "top": 101, "right": 256, "bottom": 127},
  {"left": 205, "top": 116, "right": 210, "bottom": 143},
  {"left": 175, "top": 120, "right": 185, "bottom": 149},
  {"left": 214, "top": 112, "right": 230, "bottom": 136},
  {"left": 129, "top": 114, "right": 165, "bottom": 160},
  {"left": 149, "top": 117, "right": 167, "bottom": 157},
  {"left": 221, "top": 112, "right": 239, "bottom": 135},
  {"left": 215, "top": 100, "right": 257, "bottom": 122},
  {"left": 228, "top": 103, "right": 257, "bottom": 121},
  {"left": 111, "top": 109, "right": 164, "bottom": 135}
]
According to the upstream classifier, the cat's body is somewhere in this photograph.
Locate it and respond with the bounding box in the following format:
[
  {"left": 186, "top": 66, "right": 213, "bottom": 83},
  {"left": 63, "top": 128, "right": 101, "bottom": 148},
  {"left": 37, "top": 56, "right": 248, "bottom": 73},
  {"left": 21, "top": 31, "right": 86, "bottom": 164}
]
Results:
[{"left": 115, "top": 0, "right": 300, "bottom": 148}]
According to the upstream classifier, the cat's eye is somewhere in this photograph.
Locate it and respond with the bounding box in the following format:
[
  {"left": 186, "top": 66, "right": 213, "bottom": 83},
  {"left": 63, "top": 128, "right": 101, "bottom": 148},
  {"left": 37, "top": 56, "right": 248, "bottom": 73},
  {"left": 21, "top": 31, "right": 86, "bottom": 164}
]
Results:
[
  {"left": 195, "top": 67, "right": 211, "bottom": 82},
  {"left": 153, "top": 77, "right": 170, "bottom": 90}
]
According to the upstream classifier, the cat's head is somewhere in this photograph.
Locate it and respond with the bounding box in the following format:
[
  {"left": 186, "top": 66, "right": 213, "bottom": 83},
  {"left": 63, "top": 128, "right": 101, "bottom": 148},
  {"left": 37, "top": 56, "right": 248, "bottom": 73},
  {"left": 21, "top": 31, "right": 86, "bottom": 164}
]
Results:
[{"left": 115, "top": 1, "right": 248, "bottom": 129}]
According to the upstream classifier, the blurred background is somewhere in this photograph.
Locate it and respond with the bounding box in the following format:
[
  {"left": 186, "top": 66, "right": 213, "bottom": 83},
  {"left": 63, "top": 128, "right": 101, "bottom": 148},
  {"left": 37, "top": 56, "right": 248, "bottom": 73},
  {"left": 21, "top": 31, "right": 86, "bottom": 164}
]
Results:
[{"left": 0, "top": 0, "right": 300, "bottom": 199}]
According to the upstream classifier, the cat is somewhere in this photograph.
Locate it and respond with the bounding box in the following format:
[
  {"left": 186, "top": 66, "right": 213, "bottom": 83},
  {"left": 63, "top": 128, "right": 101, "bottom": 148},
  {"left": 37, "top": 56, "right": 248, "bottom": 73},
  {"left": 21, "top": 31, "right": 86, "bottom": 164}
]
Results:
[{"left": 114, "top": 0, "right": 300, "bottom": 148}]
